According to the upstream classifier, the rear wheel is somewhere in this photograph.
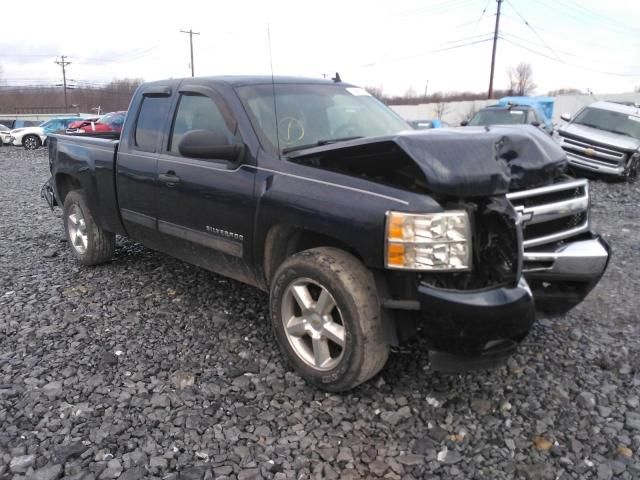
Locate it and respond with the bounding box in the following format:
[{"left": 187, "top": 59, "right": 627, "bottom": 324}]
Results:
[
  {"left": 23, "top": 135, "right": 41, "bottom": 150},
  {"left": 63, "top": 190, "right": 115, "bottom": 265},
  {"left": 270, "top": 247, "right": 389, "bottom": 391}
]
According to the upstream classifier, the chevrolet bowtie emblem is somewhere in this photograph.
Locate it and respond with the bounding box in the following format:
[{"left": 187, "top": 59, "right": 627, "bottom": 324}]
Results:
[{"left": 584, "top": 148, "right": 595, "bottom": 157}]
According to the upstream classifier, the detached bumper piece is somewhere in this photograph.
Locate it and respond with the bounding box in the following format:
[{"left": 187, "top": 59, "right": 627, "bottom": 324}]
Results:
[
  {"left": 417, "top": 278, "right": 535, "bottom": 372},
  {"left": 41, "top": 177, "right": 58, "bottom": 210},
  {"left": 524, "top": 234, "right": 610, "bottom": 315}
]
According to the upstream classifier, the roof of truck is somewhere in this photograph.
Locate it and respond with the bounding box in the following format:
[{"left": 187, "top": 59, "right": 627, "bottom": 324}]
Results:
[
  {"left": 588, "top": 101, "right": 640, "bottom": 115},
  {"left": 144, "top": 76, "right": 355, "bottom": 88}
]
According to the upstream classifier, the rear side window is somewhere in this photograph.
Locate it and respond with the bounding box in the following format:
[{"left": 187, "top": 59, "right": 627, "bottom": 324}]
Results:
[
  {"left": 169, "top": 93, "right": 235, "bottom": 153},
  {"left": 135, "top": 96, "right": 170, "bottom": 151}
]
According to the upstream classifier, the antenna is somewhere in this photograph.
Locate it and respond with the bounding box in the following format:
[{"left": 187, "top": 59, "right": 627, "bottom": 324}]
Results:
[{"left": 267, "top": 25, "right": 281, "bottom": 157}]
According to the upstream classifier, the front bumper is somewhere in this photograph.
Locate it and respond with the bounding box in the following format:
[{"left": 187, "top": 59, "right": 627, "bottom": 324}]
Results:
[
  {"left": 523, "top": 234, "right": 610, "bottom": 314},
  {"left": 415, "top": 278, "right": 535, "bottom": 370},
  {"left": 565, "top": 151, "right": 625, "bottom": 177}
]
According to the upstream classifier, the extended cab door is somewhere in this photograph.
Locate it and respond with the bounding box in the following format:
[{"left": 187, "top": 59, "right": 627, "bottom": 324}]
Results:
[
  {"left": 153, "top": 84, "right": 258, "bottom": 285},
  {"left": 116, "top": 84, "right": 174, "bottom": 246}
]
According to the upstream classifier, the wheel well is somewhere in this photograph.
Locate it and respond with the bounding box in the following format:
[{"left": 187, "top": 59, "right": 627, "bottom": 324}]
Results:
[
  {"left": 55, "top": 174, "right": 82, "bottom": 204},
  {"left": 263, "top": 225, "right": 363, "bottom": 287}
]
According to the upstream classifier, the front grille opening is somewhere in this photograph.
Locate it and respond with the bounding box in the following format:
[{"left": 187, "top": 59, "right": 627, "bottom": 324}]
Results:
[
  {"left": 523, "top": 260, "right": 554, "bottom": 271},
  {"left": 523, "top": 212, "right": 587, "bottom": 241},
  {"left": 565, "top": 149, "right": 622, "bottom": 166},
  {"left": 518, "top": 186, "right": 584, "bottom": 208}
]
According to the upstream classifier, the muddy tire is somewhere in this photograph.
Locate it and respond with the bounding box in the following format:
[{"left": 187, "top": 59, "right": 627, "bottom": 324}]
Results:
[
  {"left": 23, "top": 134, "right": 41, "bottom": 150},
  {"left": 63, "top": 190, "right": 115, "bottom": 265},
  {"left": 269, "top": 247, "right": 389, "bottom": 391}
]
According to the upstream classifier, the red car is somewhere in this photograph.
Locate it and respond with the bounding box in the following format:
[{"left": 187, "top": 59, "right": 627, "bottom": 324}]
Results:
[{"left": 68, "top": 111, "right": 126, "bottom": 134}]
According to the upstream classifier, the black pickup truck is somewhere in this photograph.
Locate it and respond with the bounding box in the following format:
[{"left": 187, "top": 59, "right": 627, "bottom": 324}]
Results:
[{"left": 44, "top": 76, "right": 610, "bottom": 391}]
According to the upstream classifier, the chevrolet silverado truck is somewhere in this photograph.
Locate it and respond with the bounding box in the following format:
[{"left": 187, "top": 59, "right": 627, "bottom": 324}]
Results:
[
  {"left": 558, "top": 101, "right": 640, "bottom": 179},
  {"left": 44, "top": 76, "right": 610, "bottom": 391}
]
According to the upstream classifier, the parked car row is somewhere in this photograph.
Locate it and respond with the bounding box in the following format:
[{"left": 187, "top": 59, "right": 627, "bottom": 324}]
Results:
[
  {"left": 407, "top": 97, "right": 639, "bottom": 181},
  {"left": 1, "top": 111, "right": 127, "bottom": 149}
]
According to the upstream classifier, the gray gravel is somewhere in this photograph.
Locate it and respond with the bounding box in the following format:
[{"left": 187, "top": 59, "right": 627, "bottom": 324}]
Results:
[{"left": 1, "top": 146, "right": 639, "bottom": 480}]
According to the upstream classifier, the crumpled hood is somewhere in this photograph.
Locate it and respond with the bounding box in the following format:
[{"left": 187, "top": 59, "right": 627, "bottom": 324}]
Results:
[
  {"left": 559, "top": 123, "right": 640, "bottom": 152},
  {"left": 288, "top": 125, "right": 567, "bottom": 197}
]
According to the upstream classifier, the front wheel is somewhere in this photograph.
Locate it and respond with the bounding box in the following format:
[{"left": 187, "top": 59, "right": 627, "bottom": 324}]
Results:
[
  {"left": 23, "top": 135, "right": 41, "bottom": 150},
  {"left": 269, "top": 247, "right": 389, "bottom": 391},
  {"left": 63, "top": 190, "right": 115, "bottom": 265}
]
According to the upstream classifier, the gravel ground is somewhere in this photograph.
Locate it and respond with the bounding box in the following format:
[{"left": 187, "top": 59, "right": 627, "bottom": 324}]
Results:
[{"left": 0, "top": 146, "right": 639, "bottom": 480}]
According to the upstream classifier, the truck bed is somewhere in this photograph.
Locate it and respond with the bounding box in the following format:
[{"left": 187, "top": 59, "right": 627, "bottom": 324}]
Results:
[{"left": 48, "top": 134, "right": 125, "bottom": 235}]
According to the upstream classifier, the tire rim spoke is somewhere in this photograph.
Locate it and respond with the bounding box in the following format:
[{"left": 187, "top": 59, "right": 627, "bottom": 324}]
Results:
[
  {"left": 315, "top": 288, "right": 335, "bottom": 315},
  {"left": 291, "top": 284, "right": 313, "bottom": 311},
  {"left": 312, "top": 337, "right": 331, "bottom": 368},
  {"left": 286, "top": 316, "right": 307, "bottom": 337},
  {"left": 323, "top": 321, "right": 346, "bottom": 347}
]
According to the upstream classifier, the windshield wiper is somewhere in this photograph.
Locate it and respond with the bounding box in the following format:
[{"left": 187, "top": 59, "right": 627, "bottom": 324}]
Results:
[{"left": 282, "top": 136, "right": 363, "bottom": 155}]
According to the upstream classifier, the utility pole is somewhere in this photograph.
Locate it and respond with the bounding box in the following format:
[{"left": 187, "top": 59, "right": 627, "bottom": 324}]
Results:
[
  {"left": 180, "top": 28, "right": 200, "bottom": 77},
  {"left": 55, "top": 56, "right": 71, "bottom": 111},
  {"left": 487, "top": 0, "right": 503, "bottom": 99},
  {"left": 423, "top": 80, "right": 429, "bottom": 100}
]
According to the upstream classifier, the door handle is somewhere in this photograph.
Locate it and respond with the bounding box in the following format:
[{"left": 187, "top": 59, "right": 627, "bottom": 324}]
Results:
[{"left": 158, "top": 172, "right": 181, "bottom": 184}]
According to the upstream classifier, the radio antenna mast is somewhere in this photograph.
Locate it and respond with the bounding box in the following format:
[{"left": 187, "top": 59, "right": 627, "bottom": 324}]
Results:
[{"left": 267, "top": 25, "right": 281, "bottom": 157}]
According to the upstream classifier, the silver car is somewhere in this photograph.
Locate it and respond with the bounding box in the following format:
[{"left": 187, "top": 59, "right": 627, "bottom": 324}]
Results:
[{"left": 557, "top": 101, "right": 640, "bottom": 179}]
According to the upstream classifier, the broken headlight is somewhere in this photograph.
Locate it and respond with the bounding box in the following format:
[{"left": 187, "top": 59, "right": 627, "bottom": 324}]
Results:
[{"left": 385, "top": 211, "right": 471, "bottom": 271}]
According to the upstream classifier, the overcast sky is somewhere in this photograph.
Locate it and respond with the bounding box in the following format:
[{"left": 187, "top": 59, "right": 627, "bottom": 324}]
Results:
[{"left": 1, "top": 0, "right": 639, "bottom": 96}]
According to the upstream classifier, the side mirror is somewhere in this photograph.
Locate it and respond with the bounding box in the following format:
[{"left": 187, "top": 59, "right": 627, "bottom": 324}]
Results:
[
  {"left": 460, "top": 120, "right": 468, "bottom": 126},
  {"left": 560, "top": 113, "right": 571, "bottom": 122},
  {"left": 178, "top": 129, "right": 244, "bottom": 161},
  {"left": 531, "top": 121, "right": 541, "bottom": 127}
]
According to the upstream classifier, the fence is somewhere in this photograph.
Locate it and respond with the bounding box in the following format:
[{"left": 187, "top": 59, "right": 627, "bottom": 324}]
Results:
[{"left": 390, "top": 92, "right": 640, "bottom": 126}]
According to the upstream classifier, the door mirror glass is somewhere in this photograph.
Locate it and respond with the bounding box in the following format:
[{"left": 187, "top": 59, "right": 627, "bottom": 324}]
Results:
[
  {"left": 178, "top": 129, "right": 244, "bottom": 161},
  {"left": 560, "top": 113, "right": 571, "bottom": 122}
]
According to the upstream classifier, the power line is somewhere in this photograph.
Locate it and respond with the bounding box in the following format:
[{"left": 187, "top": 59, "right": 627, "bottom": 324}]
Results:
[
  {"left": 364, "top": 33, "right": 494, "bottom": 66},
  {"left": 555, "top": 0, "right": 640, "bottom": 34},
  {"left": 504, "top": 0, "right": 562, "bottom": 61},
  {"left": 472, "top": 0, "right": 492, "bottom": 33},
  {"left": 500, "top": 36, "right": 640, "bottom": 78},
  {"left": 500, "top": 31, "right": 640, "bottom": 71},
  {"left": 180, "top": 29, "right": 200, "bottom": 77}
]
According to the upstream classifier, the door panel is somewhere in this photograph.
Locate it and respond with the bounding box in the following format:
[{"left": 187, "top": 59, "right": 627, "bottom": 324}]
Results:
[
  {"left": 154, "top": 90, "right": 258, "bottom": 285},
  {"left": 116, "top": 92, "right": 173, "bottom": 245}
]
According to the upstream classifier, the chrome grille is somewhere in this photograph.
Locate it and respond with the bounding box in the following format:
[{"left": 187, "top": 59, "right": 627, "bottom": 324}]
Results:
[
  {"left": 506, "top": 179, "right": 590, "bottom": 248},
  {"left": 559, "top": 134, "right": 627, "bottom": 167}
]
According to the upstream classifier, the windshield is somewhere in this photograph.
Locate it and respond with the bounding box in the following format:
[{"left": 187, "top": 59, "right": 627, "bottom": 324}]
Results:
[
  {"left": 468, "top": 109, "right": 528, "bottom": 126},
  {"left": 0, "top": 124, "right": 8, "bottom": 132},
  {"left": 573, "top": 107, "right": 640, "bottom": 139},
  {"left": 236, "top": 84, "right": 410, "bottom": 155}
]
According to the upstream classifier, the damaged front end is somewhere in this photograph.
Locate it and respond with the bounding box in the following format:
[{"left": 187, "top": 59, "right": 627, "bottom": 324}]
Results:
[{"left": 288, "top": 126, "right": 609, "bottom": 371}]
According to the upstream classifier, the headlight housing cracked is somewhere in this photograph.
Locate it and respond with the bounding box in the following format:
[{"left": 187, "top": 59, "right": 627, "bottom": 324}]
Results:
[{"left": 385, "top": 211, "right": 472, "bottom": 271}]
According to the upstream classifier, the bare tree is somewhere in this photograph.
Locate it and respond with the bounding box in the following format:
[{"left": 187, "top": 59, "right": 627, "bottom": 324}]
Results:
[
  {"left": 365, "top": 85, "right": 385, "bottom": 101},
  {"left": 507, "top": 63, "right": 536, "bottom": 96},
  {"left": 433, "top": 97, "right": 449, "bottom": 120},
  {"left": 547, "top": 87, "right": 582, "bottom": 96},
  {"left": 459, "top": 101, "right": 479, "bottom": 124}
]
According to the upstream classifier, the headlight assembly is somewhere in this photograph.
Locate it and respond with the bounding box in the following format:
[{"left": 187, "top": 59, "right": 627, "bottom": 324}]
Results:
[{"left": 385, "top": 211, "right": 472, "bottom": 271}]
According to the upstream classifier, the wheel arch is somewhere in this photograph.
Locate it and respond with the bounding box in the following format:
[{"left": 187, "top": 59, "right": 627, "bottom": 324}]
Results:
[
  {"left": 262, "top": 224, "right": 366, "bottom": 289},
  {"left": 55, "top": 173, "right": 83, "bottom": 205}
]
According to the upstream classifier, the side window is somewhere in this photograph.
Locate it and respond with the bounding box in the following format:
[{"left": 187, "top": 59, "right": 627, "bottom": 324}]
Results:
[
  {"left": 169, "top": 93, "right": 235, "bottom": 153},
  {"left": 135, "top": 96, "right": 171, "bottom": 151}
]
